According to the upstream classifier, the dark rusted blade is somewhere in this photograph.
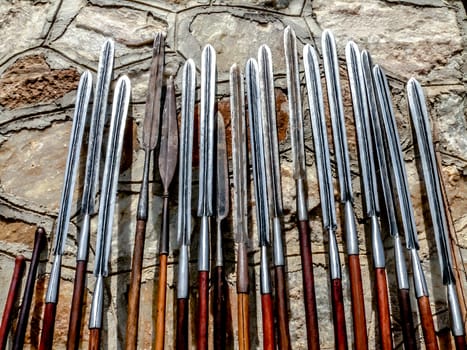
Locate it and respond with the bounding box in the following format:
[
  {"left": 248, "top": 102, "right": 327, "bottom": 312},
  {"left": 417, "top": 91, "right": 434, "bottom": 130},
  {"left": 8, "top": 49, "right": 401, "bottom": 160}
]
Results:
[{"left": 216, "top": 113, "right": 229, "bottom": 221}]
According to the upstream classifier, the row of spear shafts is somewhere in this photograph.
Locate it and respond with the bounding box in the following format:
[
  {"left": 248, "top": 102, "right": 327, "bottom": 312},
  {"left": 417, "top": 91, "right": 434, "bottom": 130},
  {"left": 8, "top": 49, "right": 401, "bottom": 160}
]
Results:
[{"left": 2, "top": 25, "right": 465, "bottom": 350}]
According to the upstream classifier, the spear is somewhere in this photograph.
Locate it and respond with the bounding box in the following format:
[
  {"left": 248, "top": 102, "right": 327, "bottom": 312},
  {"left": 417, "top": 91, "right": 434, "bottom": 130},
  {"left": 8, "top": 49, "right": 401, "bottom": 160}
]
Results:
[
  {"left": 39, "top": 70, "right": 92, "bottom": 350},
  {"left": 0, "top": 255, "right": 26, "bottom": 349},
  {"left": 88, "top": 75, "right": 131, "bottom": 350},
  {"left": 197, "top": 44, "right": 216, "bottom": 350},
  {"left": 304, "top": 43, "right": 348, "bottom": 350},
  {"left": 13, "top": 227, "right": 47, "bottom": 350},
  {"left": 373, "top": 65, "right": 439, "bottom": 350},
  {"left": 407, "top": 78, "right": 466, "bottom": 350},
  {"left": 230, "top": 63, "right": 250, "bottom": 350},
  {"left": 347, "top": 44, "right": 393, "bottom": 350},
  {"left": 175, "top": 59, "right": 196, "bottom": 350},
  {"left": 125, "top": 33, "right": 164, "bottom": 350},
  {"left": 213, "top": 112, "right": 229, "bottom": 349},
  {"left": 283, "top": 26, "right": 320, "bottom": 350},
  {"left": 154, "top": 75, "right": 178, "bottom": 350},
  {"left": 258, "top": 44, "right": 291, "bottom": 350},
  {"left": 245, "top": 57, "right": 275, "bottom": 350},
  {"left": 67, "top": 39, "right": 114, "bottom": 350}
]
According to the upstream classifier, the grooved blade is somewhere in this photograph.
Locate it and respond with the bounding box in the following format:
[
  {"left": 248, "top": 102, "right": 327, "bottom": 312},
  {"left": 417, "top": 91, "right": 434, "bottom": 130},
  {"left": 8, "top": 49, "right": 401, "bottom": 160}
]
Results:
[{"left": 216, "top": 113, "right": 229, "bottom": 221}]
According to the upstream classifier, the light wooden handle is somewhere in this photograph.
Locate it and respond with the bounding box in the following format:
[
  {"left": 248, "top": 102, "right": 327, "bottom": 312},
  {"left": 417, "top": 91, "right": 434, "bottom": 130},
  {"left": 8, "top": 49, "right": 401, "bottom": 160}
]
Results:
[{"left": 154, "top": 254, "right": 168, "bottom": 350}]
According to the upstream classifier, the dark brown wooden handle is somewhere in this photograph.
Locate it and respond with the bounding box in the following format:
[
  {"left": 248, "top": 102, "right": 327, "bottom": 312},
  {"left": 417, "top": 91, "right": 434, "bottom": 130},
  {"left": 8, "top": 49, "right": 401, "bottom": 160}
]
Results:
[
  {"left": 39, "top": 302, "right": 57, "bottom": 350},
  {"left": 417, "top": 296, "right": 439, "bottom": 350},
  {"left": 347, "top": 255, "right": 368, "bottom": 350},
  {"left": 297, "top": 220, "right": 320, "bottom": 350},
  {"left": 454, "top": 335, "right": 466, "bottom": 350},
  {"left": 397, "top": 288, "right": 417, "bottom": 350},
  {"left": 0, "top": 255, "right": 26, "bottom": 349},
  {"left": 274, "top": 265, "right": 291, "bottom": 350},
  {"left": 176, "top": 298, "right": 189, "bottom": 350},
  {"left": 261, "top": 293, "right": 275, "bottom": 350},
  {"left": 125, "top": 219, "right": 147, "bottom": 350},
  {"left": 88, "top": 328, "right": 100, "bottom": 350},
  {"left": 197, "top": 271, "right": 209, "bottom": 350},
  {"left": 237, "top": 293, "right": 250, "bottom": 350},
  {"left": 14, "top": 227, "right": 47, "bottom": 350},
  {"left": 375, "top": 268, "right": 393, "bottom": 350},
  {"left": 154, "top": 254, "right": 168, "bottom": 350},
  {"left": 67, "top": 260, "right": 87, "bottom": 350},
  {"left": 213, "top": 266, "right": 227, "bottom": 350},
  {"left": 331, "top": 278, "right": 348, "bottom": 350}
]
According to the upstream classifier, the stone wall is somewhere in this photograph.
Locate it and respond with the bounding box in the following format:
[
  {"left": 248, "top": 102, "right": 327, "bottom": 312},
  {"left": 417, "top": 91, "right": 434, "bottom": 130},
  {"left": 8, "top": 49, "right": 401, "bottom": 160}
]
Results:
[{"left": 0, "top": 0, "right": 466, "bottom": 349}]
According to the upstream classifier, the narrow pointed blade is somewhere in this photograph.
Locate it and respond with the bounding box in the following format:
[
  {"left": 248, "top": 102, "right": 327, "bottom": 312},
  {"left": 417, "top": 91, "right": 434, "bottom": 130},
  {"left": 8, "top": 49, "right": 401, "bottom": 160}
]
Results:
[
  {"left": 159, "top": 76, "right": 179, "bottom": 192},
  {"left": 230, "top": 64, "right": 248, "bottom": 244},
  {"left": 407, "top": 78, "right": 454, "bottom": 284},
  {"left": 177, "top": 59, "right": 196, "bottom": 246},
  {"left": 216, "top": 113, "right": 229, "bottom": 220},
  {"left": 81, "top": 40, "right": 114, "bottom": 215},
  {"left": 284, "top": 26, "right": 306, "bottom": 181},
  {"left": 143, "top": 32, "right": 165, "bottom": 150},
  {"left": 197, "top": 45, "right": 216, "bottom": 217},
  {"left": 53, "top": 71, "right": 92, "bottom": 255},
  {"left": 322, "top": 30, "right": 353, "bottom": 203},
  {"left": 94, "top": 76, "right": 131, "bottom": 276},
  {"left": 373, "top": 64, "right": 419, "bottom": 250},
  {"left": 258, "top": 44, "right": 283, "bottom": 218},
  {"left": 246, "top": 58, "right": 270, "bottom": 247},
  {"left": 303, "top": 44, "right": 336, "bottom": 231}
]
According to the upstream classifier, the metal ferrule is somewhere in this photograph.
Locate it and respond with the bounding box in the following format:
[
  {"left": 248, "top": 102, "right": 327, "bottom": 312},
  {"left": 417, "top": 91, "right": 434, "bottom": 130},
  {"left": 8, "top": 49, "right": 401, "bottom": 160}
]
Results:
[
  {"left": 272, "top": 217, "right": 285, "bottom": 267},
  {"left": 137, "top": 150, "right": 151, "bottom": 221},
  {"left": 296, "top": 179, "right": 308, "bottom": 221},
  {"left": 344, "top": 201, "right": 359, "bottom": 255},
  {"left": 177, "top": 244, "right": 189, "bottom": 299},
  {"left": 45, "top": 254, "right": 62, "bottom": 303},
  {"left": 215, "top": 220, "right": 224, "bottom": 267},
  {"left": 370, "top": 215, "right": 386, "bottom": 268},
  {"left": 198, "top": 216, "right": 210, "bottom": 271},
  {"left": 328, "top": 228, "right": 341, "bottom": 280},
  {"left": 260, "top": 245, "right": 272, "bottom": 295},
  {"left": 77, "top": 213, "right": 91, "bottom": 261},
  {"left": 237, "top": 242, "right": 249, "bottom": 294},
  {"left": 393, "top": 235, "right": 409, "bottom": 290},
  {"left": 411, "top": 249, "right": 429, "bottom": 298},
  {"left": 447, "top": 283, "right": 465, "bottom": 336},
  {"left": 88, "top": 274, "right": 104, "bottom": 328}
]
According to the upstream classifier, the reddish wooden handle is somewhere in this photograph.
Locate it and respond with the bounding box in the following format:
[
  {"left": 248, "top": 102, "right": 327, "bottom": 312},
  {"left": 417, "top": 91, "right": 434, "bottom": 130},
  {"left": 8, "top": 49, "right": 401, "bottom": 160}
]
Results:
[
  {"left": 197, "top": 271, "right": 209, "bottom": 350},
  {"left": 0, "top": 255, "right": 26, "bottom": 349},
  {"left": 39, "top": 302, "right": 57, "bottom": 350},
  {"left": 375, "top": 268, "right": 393, "bottom": 350},
  {"left": 417, "top": 296, "right": 439, "bottom": 350},
  {"left": 154, "top": 254, "right": 168, "bottom": 350},
  {"left": 274, "top": 265, "right": 291, "bottom": 350},
  {"left": 297, "top": 220, "right": 320, "bottom": 350},
  {"left": 88, "top": 328, "right": 100, "bottom": 350},
  {"left": 176, "top": 298, "right": 189, "bottom": 350},
  {"left": 67, "top": 260, "right": 87, "bottom": 350},
  {"left": 347, "top": 255, "right": 368, "bottom": 350},
  {"left": 125, "top": 219, "right": 147, "bottom": 350},
  {"left": 237, "top": 293, "right": 250, "bottom": 350},
  {"left": 454, "top": 335, "right": 466, "bottom": 350},
  {"left": 261, "top": 293, "right": 275, "bottom": 350},
  {"left": 14, "top": 228, "right": 47, "bottom": 350},
  {"left": 213, "top": 266, "right": 227, "bottom": 350},
  {"left": 331, "top": 278, "right": 348, "bottom": 350},
  {"left": 397, "top": 288, "right": 417, "bottom": 350}
]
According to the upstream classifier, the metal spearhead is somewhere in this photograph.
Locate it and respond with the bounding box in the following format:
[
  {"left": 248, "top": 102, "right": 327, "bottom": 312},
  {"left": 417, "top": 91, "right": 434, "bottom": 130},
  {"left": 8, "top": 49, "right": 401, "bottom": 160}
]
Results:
[
  {"left": 407, "top": 78, "right": 454, "bottom": 285},
  {"left": 230, "top": 64, "right": 248, "bottom": 245},
  {"left": 198, "top": 44, "right": 216, "bottom": 217},
  {"left": 94, "top": 75, "right": 131, "bottom": 278},
  {"left": 159, "top": 76, "right": 179, "bottom": 193},
  {"left": 53, "top": 71, "right": 93, "bottom": 256},
  {"left": 216, "top": 113, "right": 229, "bottom": 221},
  {"left": 373, "top": 64, "right": 420, "bottom": 250},
  {"left": 322, "top": 30, "right": 353, "bottom": 204},
  {"left": 177, "top": 59, "right": 196, "bottom": 247}
]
